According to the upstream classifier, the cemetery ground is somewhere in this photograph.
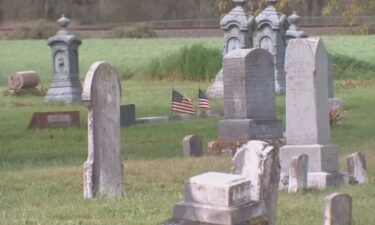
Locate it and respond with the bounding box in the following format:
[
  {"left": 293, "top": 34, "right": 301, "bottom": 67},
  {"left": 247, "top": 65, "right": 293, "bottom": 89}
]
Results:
[{"left": 0, "top": 36, "right": 375, "bottom": 225}]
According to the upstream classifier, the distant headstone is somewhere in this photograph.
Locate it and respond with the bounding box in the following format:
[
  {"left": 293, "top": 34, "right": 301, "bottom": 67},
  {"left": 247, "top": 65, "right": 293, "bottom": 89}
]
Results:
[
  {"left": 207, "top": 0, "right": 254, "bottom": 99},
  {"left": 183, "top": 135, "right": 203, "bottom": 157},
  {"left": 254, "top": 0, "right": 288, "bottom": 94},
  {"left": 288, "top": 154, "right": 308, "bottom": 193},
  {"left": 120, "top": 104, "right": 136, "bottom": 127},
  {"left": 45, "top": 15, "right": 82, "bottom": 104},
  {"left": 28, "top": 111, "right": 80, "bottom": 129},
  {"left": 347, "top": 152, "right": 367, "bottom": 184},
  {"left": 8, "top": 71, "right": 39, "bottom": 93},
  {"left": 232, "top": 140, "right": 280, "bottom": 225},
  {"left": 280, "top": 38, "right": 348, "bottom": 188},
  {"left": 82, "top": 61, "right": 123, "bottom": 199},
  {"left": 324, "top": 193, "right": 352, "bottom": 225},
  {"left": 218, "top": 48, "right": 283, "bottom": 140}
]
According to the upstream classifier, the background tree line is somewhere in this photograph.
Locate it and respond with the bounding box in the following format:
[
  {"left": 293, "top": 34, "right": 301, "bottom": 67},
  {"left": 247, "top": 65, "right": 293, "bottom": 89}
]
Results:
[{"left": 0, "top": 0, "right": 373, "bottom": 25}]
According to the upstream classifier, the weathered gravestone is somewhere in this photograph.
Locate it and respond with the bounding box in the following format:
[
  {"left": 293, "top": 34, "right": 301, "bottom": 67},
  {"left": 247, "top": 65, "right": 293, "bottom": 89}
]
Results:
[
  {"left": 254, "top": 0, "right": 288, "bottom": 94},
  {"left": 279, "top": 38, "right": 348, "bottom": 188},
  {"left": 324, "top": 193, "right": 352, "bottom": 225},
  {"left": 218, "top": 48, "right": 283, "bottom": 140},
  {"left": 163, "top": 140, "right": 280, "bottom": 225},
  {"left": 207, "top": 0, "right": 254, "bottom": 99},
  {"left": 347, "top": 152, "right": 368, "bottom": 184},
  {"left": 28, "top": 111, "right": 80, "bottom": 129},
  {"left": 288, "top": 154, "right": 308, "bottom": 193},
  {"left": 183, "top": 135, "right": 203, "bottom": 157},
  {"left": 82, "top": 61, "right": 123, "bottom": 199},
  {"left": 120, "top": 104, "right": 136, "bottom": 127},
  {"left": 45, "top": 15, "right": 82, "bottom": 104}
]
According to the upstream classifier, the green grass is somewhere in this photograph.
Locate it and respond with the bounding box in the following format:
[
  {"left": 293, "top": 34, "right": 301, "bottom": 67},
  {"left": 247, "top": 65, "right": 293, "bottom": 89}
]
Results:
[{"left": 0, "top": 36, "right": 375, "bottom": 224}]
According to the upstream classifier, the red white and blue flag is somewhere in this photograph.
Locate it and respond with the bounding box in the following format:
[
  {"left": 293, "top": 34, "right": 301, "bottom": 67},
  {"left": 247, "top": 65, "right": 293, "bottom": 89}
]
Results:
[
  {"left": 198, "top": 89, "right": 211, "bottom": 111},
  {"left": 171, "top": 90, "right": 195, "bottom": 115}
]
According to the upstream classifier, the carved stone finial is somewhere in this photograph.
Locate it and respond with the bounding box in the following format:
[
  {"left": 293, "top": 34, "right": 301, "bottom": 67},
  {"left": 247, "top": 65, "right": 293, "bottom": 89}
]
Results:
[
  {"left": 287, "top": 11, "right": 300, "bottom": 28},
  {"left": 57, "top": 14, "right": 71, "bottom": 30}
]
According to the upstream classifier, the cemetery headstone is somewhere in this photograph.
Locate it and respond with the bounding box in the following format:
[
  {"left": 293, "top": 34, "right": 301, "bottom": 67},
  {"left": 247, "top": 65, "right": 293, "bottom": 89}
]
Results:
[
  {"left": 347, "top": 152, "right": 367, "bottom": 184},
  {"left": 280, "top": 38, "right": 348, "bottom": 188},
  {"left": 28, "top": 111, "right": 80, "bottom": 129},
  {"left": 164, "top": 141, "right": 280, "bottom": 225},
  {"left": 254, "top": 0, "right": 288, "bottom": 94},
  {"left": 183, "top": 135, "right": 203, "bottom": 157},
  {"left": 120, "top": 104, "right": 136, "bottom": 127},
  {"left": 232, "top": 140, "right": 280, "bottom": 225},
  {"left": 288, "top": 154, "right": 308, "bottom": 193},
  {"left": 324, "top": 193, "right": 352, "bottom": 225},
  {"left": 207, "top": 0, "right": 254, "bottom": 99},
  {"left": 82, "top": 61, "right": 123, "bottom": 199},
  {"left": 45, "top": 15, "right": 82, "bottom": 104},
  {"left": 8, "top": 71, "right": 39, "bottom": 93},
  {"left": 218, "top": 48, "right": 283, "bottom": 140}
]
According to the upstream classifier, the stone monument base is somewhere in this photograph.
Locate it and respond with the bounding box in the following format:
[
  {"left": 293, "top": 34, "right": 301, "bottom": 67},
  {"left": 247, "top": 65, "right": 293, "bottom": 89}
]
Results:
[
  {"left": 280, "top": 144, "right": 340, "bottom": 173},
  {"left": 45, "top": 86, "right": 82, "bottom": 104},
  {"left": 170, "top": 201, "right": 260, "bottom": 225},
  {"left": 218, "top": 119, "right": 283, "bottom": 140},
  {"left": 308, "top": 172, "right": 349, "bottom": 188}
]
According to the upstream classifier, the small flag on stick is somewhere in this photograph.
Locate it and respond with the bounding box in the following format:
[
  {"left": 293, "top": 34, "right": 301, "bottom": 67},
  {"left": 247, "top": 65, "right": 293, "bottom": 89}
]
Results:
[
  {"left": 198, "top": 89, "right": 211, "bottom": 112},
  {"left": 171, "top": 90, "right": 195, "bottom": 115}
]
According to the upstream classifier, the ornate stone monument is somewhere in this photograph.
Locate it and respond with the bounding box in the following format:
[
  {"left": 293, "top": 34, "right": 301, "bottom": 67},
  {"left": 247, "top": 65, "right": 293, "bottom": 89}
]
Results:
[
  {"left": 280, "top": 38, "right": 348, "bottom": 188},
  {"left": 207, "top": 0, "right": 254, "bottom": 99},
  {"left": 254, "top": 0, "right": 288, "bottom": 94},
  {"left": 82, "top": 61, "right": 123, "bottom": 199},
  {"left": 45, "top": 15, "right": 82, "bottom": 104},
  {"left": 218, "top": 48, "right": 283, "bottom": 140}
]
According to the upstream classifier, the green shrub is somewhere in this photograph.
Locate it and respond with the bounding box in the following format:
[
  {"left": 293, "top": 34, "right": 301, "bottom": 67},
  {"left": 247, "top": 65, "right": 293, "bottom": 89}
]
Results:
[
  {"left": 331, "top": 54, "right": 375, "bottom": 80},
  {"left": 111, "top": 25, "right": 157, "bottom": 39},
  {"left": 7, "top": 19, "right": 58, "bottom": 40},
  {"left": 144, "top": 43, "right": 222, "bottom": 81}
]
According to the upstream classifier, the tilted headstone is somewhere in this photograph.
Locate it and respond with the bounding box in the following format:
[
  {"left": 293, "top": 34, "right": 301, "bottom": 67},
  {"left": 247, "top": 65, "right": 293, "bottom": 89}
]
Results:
[
  {"left": 82, "top": 61, "right": 123, "bottom": 199},
  {"left": 164, "top": 141, "right": 280, "bottom": 225},
  {"left": 45, "top": 15, "right": 82, "bottom": 104},
  {"left": 183, "top": 135, "right": 203, "bottom": 157},
  {"left": 207, "top": 0, "right": 254, "bottom": 99},
  {"left": 280, "top": 38, "right": 348, "bottom": 188},
  {"left": 233, "top": 140, "right": 280, "bottom": 225},
  {"left": 288, "top": 154, "right": 308, "bottom": 193},
  {"left": 347, "top": 152, "right": 368, "bottom": 184},
  {"left": 254, "top": 0, "right": 288, "bottom": 94},
  {"left": 324, "top": 193, "right": 352, "bottom": 225},
  {"left": 218, "top": 48, "right": 283, "bottom": 140}
]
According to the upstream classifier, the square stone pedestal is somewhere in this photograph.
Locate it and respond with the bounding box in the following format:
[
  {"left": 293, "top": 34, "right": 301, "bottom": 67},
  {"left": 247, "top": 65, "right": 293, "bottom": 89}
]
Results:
[
  {"left": 308, "top": 172, "right": 349, "bottom": 188},
  {"left": 218, "top": 119, "right": 283, "bottom": 140},
  {"left": 280, "top": 144, "right": 339, "bottom": 173}
]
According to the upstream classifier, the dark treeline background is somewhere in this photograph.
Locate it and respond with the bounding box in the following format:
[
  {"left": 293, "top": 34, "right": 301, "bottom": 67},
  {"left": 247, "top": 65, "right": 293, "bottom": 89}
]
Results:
[{"left": 0, "top": 0, "right": 372, "bottom": 25}]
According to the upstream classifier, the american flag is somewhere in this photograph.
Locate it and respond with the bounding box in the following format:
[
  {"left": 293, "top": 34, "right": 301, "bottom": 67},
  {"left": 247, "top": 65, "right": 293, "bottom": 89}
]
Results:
[
  {"left": 171, "top": 90, "right": 195, "bottom": 115},
  {"left": 198, "top": 89, "right": 211, "bottom": 111}
]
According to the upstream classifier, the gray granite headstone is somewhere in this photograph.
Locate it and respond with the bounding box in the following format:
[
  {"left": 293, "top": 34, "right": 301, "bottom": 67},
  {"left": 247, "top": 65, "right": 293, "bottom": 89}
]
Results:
[
  {"left": 218, "top": 48, "right": 283, "bottom": 140},
  {"left": 82, "top": 61, "right": 123, "bottom": 199},
  {"left": 183, "top": 135, "right": 203, "bottom": 157},
  {"left": 120, "top": 104, "right": 136, "bottom": 127},
  {"left": 324, "top": 193, "right": 352, "bottom": 225},
  {"left": 254, "top": 0, "right": 288, "bottom": 94},
  {"left": 45, "top": 15, "right": 82, "bottom": 104},
  {"left": 347, "top": 152, "right": 368, "bottom": 184},
  {"left": 288, "top": 154, "right": 308, "bottom": 193},
  {"left": 232, "top": 140, "right": 280, "bottom": 225},
  {"left": 280, "top": 38, "right": 348, "bottom": 188},
  {"left": 207, "top": 0, "right": 254, "bottom": 99}
]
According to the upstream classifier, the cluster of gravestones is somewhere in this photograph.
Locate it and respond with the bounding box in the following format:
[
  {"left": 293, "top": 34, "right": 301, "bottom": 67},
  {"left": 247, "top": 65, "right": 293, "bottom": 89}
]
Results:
[{"left": 41, "top": 7, "right": 365, "bottom": 225}]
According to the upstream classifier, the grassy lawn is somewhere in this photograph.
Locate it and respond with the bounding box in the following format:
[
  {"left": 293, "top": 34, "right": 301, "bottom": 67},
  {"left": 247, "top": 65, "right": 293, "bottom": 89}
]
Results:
[{"left": 0, "top": 36, "right": 375, "bottom": 224}]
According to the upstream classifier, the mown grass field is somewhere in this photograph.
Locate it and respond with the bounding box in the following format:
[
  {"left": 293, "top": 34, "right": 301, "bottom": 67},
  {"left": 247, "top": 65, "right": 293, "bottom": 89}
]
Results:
[{"left": 0, "top": 35, "right": 375, "bottom": 225}]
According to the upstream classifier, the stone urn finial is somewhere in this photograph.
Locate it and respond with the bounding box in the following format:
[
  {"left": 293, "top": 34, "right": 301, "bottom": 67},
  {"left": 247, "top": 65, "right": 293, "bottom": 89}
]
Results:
[
  {"left": 287, "top": 11, "right": 300, "bottom": 27},
  {"left": 57, "top": 14, "right": 71, "bottom": 33}
]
